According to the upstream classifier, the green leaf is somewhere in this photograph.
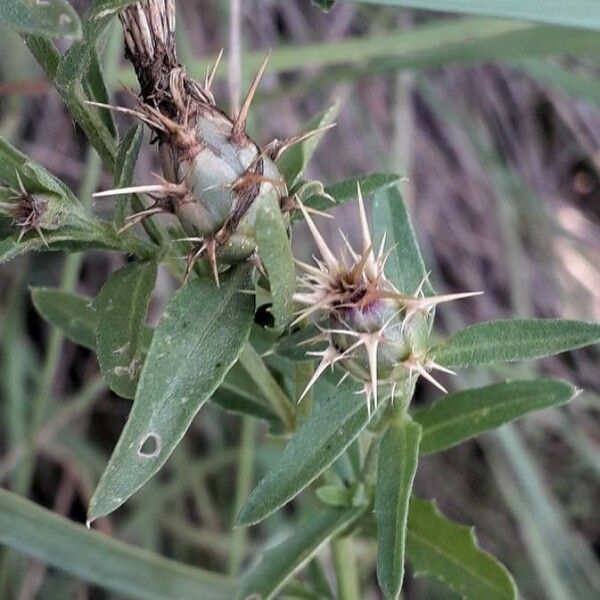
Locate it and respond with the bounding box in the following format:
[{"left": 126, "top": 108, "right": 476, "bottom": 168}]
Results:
[
  {"left": 256, "top": 191, "right": 296, "bottom": 329},
  {"left": 237, "top": 382, "right": 369, "bottom": 525},
  {"left": 114, "top": 124, "right": 144, "bottom": 229},
  {"left": 373, "top": 183, "right": 432, "bottom": 297},
  {"left": 236, "top": 507, "right": 365, "bottom": 600},
  {"left": 406, "top": 497, "right": 517, "bottom": 600},
  {"left": 88, "top": 265, "right": 255, "bottom": 522},
  {"left": 375, "top": 416, "right": 422, "bottom": 599},
  {"left": 31, "top": 287, "right": 97, "bottom": 350},
  {"left": 95, "top": 260, "right": 157, "bottom": 399},
  {"left": 276, "top": 101, "right": 339, "bottom": 189},
  {"left": 0, "top": 0, "right": 81, "bottom": 38},
  {"left": 312, "top": 0, "right": 337, "bottom": 11},
  {"left": 432, "top": 319, "right": 600, "bottom": 369},
  {"left": 0, "top": 488, "right": 234, "bottom": 600},
  {"left": 275, "top": 323, "right": 328, "bottom": 361},
  {"left": 342, "top": 1, "right": 600, "bottom": 31},
  {"left": 415, "top": 379, "right": 576, "bottom": 455},
  {"left": 212, "top": 363, "right": 282, "bottom": 429},
  {"left": 291, "top": 172, "right": 402, "bottom": 223},
  {"left": 316, "top": 484, "right": 352, "bottom": 507}
]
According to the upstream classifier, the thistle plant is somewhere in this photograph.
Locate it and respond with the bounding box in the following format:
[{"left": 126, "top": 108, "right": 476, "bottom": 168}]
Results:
[{"left": 1, "top": 2, "right": 600, "bottom": 600}]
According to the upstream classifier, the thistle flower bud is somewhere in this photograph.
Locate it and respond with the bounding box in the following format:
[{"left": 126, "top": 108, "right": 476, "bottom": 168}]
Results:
[
  {"left": 294, "top": 185, "right": 481, "bottom": 415},
  {"left": 0, "top": 175, "right": 64, "bottom": 245}
]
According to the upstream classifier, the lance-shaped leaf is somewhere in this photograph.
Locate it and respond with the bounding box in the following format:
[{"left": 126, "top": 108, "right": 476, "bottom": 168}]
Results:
[
  {"left": 376, "top": 416, "right": 422, "bottom": 599},
  {"left": 31, "top": 288, "right": 97, "bottom": 351},
  {"left": 114, "top": 124, "right": 144, "bottom": 229},
  {"left": 415, "top": 379, "right": 577, "bottom": 455},
  {"left": 291, "top": 172, "right": 402, "bottom": 222},
  {"left": 373, "top": 183, "right": 432, "bottom": 297},
  {"left": 432, "top": 319, "right": 600, "bottom": 369},
  {"left": 0, "top": 488, "right": 234, "bottom": 600},
  {"left": 88, "top": 265, "right": 255, "bottom": 523},
  {"left": 277, "top": 102, "right": 339, "bottom": 188},
  {"left": 406, "top": 497, "right": 517, "bottom": 600},
  {"left": 95, "top": 260, "right": 157, "bottom": 399},
  {"left": 236, "top": 506, "right": 365, "bottom": 600},
  {"left": 256, "top": 191, "right": 296, "bottom": 329},
  {"left": 0, "top": 0, "right": 81, "bottom": 38},
  {"left": 237, "top": 381, "right": 369, "bottom": 525}
]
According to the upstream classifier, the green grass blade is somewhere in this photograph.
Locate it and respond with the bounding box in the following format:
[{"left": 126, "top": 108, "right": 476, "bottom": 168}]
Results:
[
  {"left": 88, "top": 265, "right": 255, "bottom": 523},
  {"left": 432, "top": 319, "right": 600, "bottom": 369},
  {"left": 407, "top": 497, "right": 517, "bottom": 599},
  {"left": 95, "top": 260, "right": 157, "bottom": 399},
  {"left": 415, "top": 379, "right": 577, "bottom": 455},
  {"left": 0, "top": 0, "right": 81, "bottom": 38},
  {"left": 256, "top": 191, "right": 296, "bottom": 329},
  {"left": 375, "top": 416, "right": 422, "bottom": 599},
  {"left": 0, "top": 488, "right": 234, "bottom": 600},
  {"left": 342, "top": 1, "right": 600, "bottom": 30},
  {"left": 236, "top": 507, "right": 365, "bottom": 600},
  {"left": 237, "top": 381, "right": 369, "bottom": 526},
  {"left": 31, "top": 288, "right": 97, "bottom": 350}
]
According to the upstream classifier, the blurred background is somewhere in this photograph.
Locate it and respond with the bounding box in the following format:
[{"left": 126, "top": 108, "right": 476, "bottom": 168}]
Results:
[{"left": 0, "top": 1, "right": 599, "bottom": 598}]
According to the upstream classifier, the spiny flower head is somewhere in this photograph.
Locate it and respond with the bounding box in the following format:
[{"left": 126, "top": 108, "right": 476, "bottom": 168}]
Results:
[{"left": 294, "top": 185, "right": 481, "bottom": 416}]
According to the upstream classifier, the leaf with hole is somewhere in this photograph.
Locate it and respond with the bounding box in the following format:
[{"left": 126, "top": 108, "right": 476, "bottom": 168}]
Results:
[
  {"left": 237, "top": 381, "right": 369, "bottom": 525},
  {"left": 236, "top": 507, "right": 365, "bottom": 600},
  {"left": 256, "top": 191, "right": 296, "bottom": 329},
  {"left": 415, "top": 379, "right": 577, "bottom": 455},
  {"left": 406, "top": 497, "right": 517, "bottom": 599},
  {"left": 95, "top": 260, "right": 157, "bottom": 399},
  {"left": 432, "top": 319, "right": 600, "bottom": 369},
  {"left": 88, "top": 264, "right": 255, "bottom": 523},
  {"left": 376, "top": 416, "right": 422, "bottom": 599}
]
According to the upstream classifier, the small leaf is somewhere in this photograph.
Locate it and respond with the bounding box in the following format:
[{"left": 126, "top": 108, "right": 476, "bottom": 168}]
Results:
[
  {"left": 114, "top": 124, "right": 144, "bottom": 229},
  {"left": 373, "top": 183, "right": 432, "bottom": 297},
  {"left": 375, "top": 416, "right": 422, "bottom": 599},
  {"left": 316, "top": 484, "right": 352, "bottom": 507},
  {"left": 95, "top": 260, "right": 157, "bottom": 399},
  {"left": 275, "top": 323, "right": 328, "bottom": 361},
  {"left": 256, "top": 191, "right": 296, "bottom": 329},
  {"left": 0, "top": 0, "right": 81, "bottom": 38},
  {"left": 0, "top": 488, "right": 235, "bottom": 600},
  {"left": 415, "top": 379, "right": 577, "bottom": 455},
  {"left": 31, "top": 288, "right": 96, "bottom": 350},
  {"left": 237, "top": 381, "right": 369, "bottom": 526},
  {"left": 88, "top": 265, "right": 255, "bottom": 522},
  {"left": 432, "top": 319, "right": 600, "bottom": 369},
  {"left": 406, "top": 497, "right": 517, "bottom": 600},
  {"left": 294, "top": 172, "right": 402, "bottom": 222},
  {"left": 276, "top": 101, "right": 339, "bottom": 188},
  {"left": 236, "top": 507, "right": 365, "bottom": 600},
  {"left": 312, "top": 0, "right": 337, "bottom": 11}
]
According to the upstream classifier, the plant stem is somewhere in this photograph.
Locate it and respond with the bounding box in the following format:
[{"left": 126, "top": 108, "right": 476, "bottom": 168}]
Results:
[
  {"left": 228, "top": 416, "right": 256, "bottom": 576},
  {"left": 332, "top": 535, "right": 361, "bottom": 600}
]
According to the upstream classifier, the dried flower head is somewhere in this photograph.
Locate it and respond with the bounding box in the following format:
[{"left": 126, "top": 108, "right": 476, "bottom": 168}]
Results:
[{"left": 294, "top": 185, "right": 482, "bottom": 415}]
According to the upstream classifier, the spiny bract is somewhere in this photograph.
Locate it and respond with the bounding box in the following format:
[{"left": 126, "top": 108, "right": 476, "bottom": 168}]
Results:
[{"left": 294, "top": 185, "right": 482, "bottom": 416}]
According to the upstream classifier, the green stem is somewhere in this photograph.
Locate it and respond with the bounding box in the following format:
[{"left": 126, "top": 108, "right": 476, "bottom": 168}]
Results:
[
  {"left": 331, "top": 535, "right": 361, "bottom": 600},
  {"left": 227, "top": 417, "right": 256, "bottom": 576}
]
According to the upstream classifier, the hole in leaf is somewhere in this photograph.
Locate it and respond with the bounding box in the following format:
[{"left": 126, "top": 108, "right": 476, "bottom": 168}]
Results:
[{"left": 138, "top": 432, "right": 161, "bottom": 458}]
